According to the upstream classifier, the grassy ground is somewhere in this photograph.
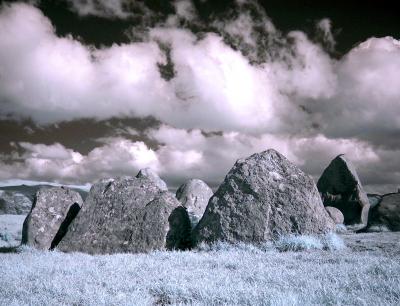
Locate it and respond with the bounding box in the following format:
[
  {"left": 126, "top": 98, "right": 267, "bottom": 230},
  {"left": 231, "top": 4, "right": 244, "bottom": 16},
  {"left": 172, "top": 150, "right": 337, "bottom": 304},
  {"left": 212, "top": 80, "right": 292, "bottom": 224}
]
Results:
[{"left": 0, "top": 232, "right": 399, "bottom": 305}]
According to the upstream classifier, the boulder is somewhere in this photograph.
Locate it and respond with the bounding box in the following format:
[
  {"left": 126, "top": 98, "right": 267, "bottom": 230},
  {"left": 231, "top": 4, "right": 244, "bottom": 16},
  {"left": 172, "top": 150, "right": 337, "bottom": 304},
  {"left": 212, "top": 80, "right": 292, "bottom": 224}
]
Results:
[
  {"left": 367, "top": 194, "right": 383, "bottom": 208},
  {"left": 58, "top": 177, "right": 192, "bottom": 254},
  {"left": 22, "top": 187, "right": 83, "bottom": 250},
  {"left": 369, "top": 193, "right": 400, "bottom": 231},
  {"left": 325, "top": 206, "right": 344, "bottom": 224},
  {"left": 193, "top": 149, "right": 335, "bottom": 244},
  {"left": 176, "top": 179, "right": 213, "bottom": 228},
  {"left": 0, "top": 215, "right": 26, "bottom": 248},
  {"left": 317, "top": 154, "right": 370, "bottom": 228},
  {"left": 0, "top": 190, "right": 32, "bottom": 215},
  {"left": 136, "top": 168, "right": 168, "bottom": 191}
]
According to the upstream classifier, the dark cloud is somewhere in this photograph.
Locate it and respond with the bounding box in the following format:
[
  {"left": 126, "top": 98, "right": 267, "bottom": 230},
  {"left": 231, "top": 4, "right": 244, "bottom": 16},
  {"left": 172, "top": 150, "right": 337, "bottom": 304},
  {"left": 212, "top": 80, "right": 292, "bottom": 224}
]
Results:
[
  {"left": 0, "top": 117, "right": 160, "bottom": 155},
  {"left": 1, "top": 125, "right": 398, "bottom": 193}
]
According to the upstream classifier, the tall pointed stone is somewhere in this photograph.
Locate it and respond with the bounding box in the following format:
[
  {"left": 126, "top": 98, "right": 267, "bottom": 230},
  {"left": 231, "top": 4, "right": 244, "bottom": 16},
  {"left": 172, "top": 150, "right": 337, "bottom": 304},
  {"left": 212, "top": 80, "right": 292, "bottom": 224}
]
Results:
[
  {"left": 317, "top": 154, "right": 370, "bottom": 228},
  {"left": 194, "top": 149, "right": 335, "bottom": 244}
]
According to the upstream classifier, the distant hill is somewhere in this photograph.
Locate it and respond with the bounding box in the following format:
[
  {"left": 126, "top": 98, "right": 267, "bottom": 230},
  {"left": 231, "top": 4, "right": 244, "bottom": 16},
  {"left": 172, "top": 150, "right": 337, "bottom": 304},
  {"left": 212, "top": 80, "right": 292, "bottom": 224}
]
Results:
[{"left": 0, "top": 183, "right": 89, "bottom": 201}]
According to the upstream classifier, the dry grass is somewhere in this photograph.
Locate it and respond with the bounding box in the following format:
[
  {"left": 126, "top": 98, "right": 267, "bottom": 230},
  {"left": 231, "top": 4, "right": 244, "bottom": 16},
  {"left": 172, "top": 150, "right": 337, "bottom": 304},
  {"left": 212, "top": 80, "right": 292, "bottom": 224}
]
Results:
[{"left": 0, "top": 233, "right": 399, "bottom": 305}]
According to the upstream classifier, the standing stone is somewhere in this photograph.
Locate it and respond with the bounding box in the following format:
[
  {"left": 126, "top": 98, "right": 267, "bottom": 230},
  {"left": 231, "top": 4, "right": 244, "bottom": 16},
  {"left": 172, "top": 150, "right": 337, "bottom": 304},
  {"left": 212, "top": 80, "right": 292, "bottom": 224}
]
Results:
[
  {"left": 176, "top": 179, "right": 213, "bottom": 228},
  {"left": 22, "top": 187, "right": 83, "bottom": 250},
  {"left": 367, "top": 194, "right": 383, "bottom": 208},
  {"left": 194, "top": 149, "right": 335, "bottom": 244},
  {"left": 136, "top": 168, "right": 168, "bottom": 191},
  {"left": 325, "top": 206, "right": 344, "bottom": 224},
  {"left": 58, "top": 177, "right": 192, "bottom": 254},
  {"left": 317, "top": 154, "right": 370, "bottom": 228},
  {"left": 0, "top": 191, "right": 32, "bottom": 215},
  {"left": 369, "top": 193, "right": 400, "bottom": 231}
]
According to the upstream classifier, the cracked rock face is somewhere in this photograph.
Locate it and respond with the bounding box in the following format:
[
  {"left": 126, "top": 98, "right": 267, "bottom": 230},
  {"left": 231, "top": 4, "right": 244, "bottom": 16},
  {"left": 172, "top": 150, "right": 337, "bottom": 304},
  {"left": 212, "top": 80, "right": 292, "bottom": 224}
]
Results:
[
  {"left": 0, "top": 190, "right": 32, "bottom": 215},
  {"left": 194, "top": 149, "right": 335, "bottom": 244},
  {"left": 22, "top": 187, "right": 83, "bottom": 250},
  {"left": 58, "top": 177, "right": 191, "bottom": 254},
  {"left": 317, "top": 154, "right": 370, "bottom": 228},
  {"left": 176, "top": 179, "right": 213, "bottom": 228}
]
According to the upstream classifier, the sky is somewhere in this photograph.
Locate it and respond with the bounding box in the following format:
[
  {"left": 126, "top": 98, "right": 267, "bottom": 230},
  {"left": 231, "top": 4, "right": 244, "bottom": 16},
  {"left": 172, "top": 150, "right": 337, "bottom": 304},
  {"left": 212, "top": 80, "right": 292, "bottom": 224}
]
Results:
[{"left": 0, "top": 0, "right": 399, "bottom": 193}]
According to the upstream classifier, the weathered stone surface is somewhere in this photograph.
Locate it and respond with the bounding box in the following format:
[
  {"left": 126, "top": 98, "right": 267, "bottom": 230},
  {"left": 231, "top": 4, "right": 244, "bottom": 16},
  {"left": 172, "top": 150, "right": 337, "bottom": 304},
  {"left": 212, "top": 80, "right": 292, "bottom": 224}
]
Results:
[
  {"left": 0, "top": 215, "right": 26, "bottom": 248},
  {"left": 58, "top": 177, "right": 192, "bottom": 254},
  {"left": 325, "top": 206, "right": 344, "bottom": 224},
  {"left": 317, "top": 155, "right": 370, "bottom": 228},
  {"left": 22, "top": 187, "right": 83, "bottom": 250},
  {"left": 369, "top": 193, "right": 400, "bottom": 231},
  {"left": 176, "top": 179, "right": 213, "bottom": 228},
  {"left": 194, "top": 149, "right": 335, "bottom": 244},
  {"left": 136, "top": 168, "right": 168, "bottom": 191},
  {"left": 0, "top": 191, "right": 32, "bottom": 215}
]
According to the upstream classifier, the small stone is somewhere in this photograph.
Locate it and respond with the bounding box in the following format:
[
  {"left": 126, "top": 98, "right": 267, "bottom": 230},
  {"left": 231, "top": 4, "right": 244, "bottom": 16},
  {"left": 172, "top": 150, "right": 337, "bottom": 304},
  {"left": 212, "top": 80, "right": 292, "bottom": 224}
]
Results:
[
  {"left": 0, "top": 191, "right": 32, "bottom": 215},
  {"left": 325, "top": 206, "right": 344, "bottom": 224},
  {"left": 176, "top": 179, "right": 213, "bottom": 228}
]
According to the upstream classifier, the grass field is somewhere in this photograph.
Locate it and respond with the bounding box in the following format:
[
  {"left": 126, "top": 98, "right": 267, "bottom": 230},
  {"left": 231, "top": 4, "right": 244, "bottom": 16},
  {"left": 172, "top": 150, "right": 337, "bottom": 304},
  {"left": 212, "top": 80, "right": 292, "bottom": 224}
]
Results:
[{"left": 1, "top": 232, "right": 399, "bottom": 306}]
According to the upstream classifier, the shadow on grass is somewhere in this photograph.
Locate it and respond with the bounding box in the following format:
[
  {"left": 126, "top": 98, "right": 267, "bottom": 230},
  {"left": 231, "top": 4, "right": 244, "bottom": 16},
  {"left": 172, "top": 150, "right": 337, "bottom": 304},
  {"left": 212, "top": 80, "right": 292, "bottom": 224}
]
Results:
[{"left": 0, "top": 246, "right": 19, "bottom": 253}]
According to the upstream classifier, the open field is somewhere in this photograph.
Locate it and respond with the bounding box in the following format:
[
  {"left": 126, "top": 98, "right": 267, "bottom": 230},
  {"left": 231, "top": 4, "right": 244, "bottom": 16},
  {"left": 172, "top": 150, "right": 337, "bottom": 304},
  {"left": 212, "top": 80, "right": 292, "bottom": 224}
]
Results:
[{"left": 0, "top": 232, "right": 399, "bottom": 306}]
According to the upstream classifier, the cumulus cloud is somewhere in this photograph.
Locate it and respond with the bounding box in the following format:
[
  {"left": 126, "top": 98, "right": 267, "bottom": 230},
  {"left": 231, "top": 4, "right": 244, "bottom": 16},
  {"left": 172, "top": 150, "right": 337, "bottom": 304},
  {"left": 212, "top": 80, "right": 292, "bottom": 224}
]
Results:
[
  {"left": 148, "top": 125, "right": 397, "bottom": 192},
  {"left": 173, "top": 0, "right": 197, "bottom": 21},
  {"left": 65, "top": 0, "right": 196, "bottom": 21},
  {"left": 1, "top": 2, "right": 398, "bottom": 141},
  {"left": 65, "top": 0, "right": 132, "bottom": 18},
  {"left": 0, "top": 139, "right": 158, "bottom": 183},
  {"left": 2, "top": 125, "right": 398, "bottom": 193},
  {"left": 0, "top": 3, "right": 172, "bottom": 123},
  {"left": 316, "top": 18, "right": 336, "bottom": 51},
  {"left": 0, "top": 2, "right": 334, "bottom": 134},
  {"left": 310, "top": 36, "right": 400, "bottom": 148}
]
